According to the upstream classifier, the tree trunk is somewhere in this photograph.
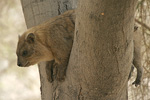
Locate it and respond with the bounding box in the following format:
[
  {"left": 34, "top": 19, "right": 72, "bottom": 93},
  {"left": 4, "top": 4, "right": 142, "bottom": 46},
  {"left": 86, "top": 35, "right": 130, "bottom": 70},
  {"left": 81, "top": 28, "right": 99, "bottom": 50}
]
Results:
[
  {"left": 72, "top": 0, "right": 137, "bottom": 99},
  {"left": 21, "top": 0, "right": 137, "bottom": 100}
]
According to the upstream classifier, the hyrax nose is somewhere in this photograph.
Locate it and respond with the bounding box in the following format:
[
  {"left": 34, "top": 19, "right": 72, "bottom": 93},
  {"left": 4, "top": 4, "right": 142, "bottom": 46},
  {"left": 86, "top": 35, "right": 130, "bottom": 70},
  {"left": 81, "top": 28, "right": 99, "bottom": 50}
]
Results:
[{"left": 17, "top": 61, "right": 22, "bottom": 66}]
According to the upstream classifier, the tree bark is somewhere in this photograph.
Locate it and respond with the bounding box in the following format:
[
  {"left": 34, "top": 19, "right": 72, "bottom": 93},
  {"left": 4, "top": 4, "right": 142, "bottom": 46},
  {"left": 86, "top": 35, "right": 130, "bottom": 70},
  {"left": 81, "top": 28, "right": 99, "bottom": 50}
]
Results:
[
  {"left": 71, "top": 0, "right": 137, "bottom": 99},
  {"left": 21, "top": 0, "right": 137, "bottom": 100}
]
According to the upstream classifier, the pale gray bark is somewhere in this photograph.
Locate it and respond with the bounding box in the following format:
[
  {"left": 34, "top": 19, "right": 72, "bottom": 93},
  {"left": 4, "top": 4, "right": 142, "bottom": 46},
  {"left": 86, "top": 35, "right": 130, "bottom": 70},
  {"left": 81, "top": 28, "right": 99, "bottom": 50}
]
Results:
[
  {"left": 21, "top": 0, "right": 75, "bottom": 28},
  {"left": 21, "top": 0, "right": 137, "bottom": 100}
]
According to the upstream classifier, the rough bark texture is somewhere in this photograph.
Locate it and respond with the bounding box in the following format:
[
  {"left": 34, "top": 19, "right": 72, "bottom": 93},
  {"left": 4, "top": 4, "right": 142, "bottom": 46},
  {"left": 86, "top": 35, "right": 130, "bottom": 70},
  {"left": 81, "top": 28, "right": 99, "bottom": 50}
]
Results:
[
  {"left": 72, "top": 0, "right": 137, "bottom": 99},
  {"left": 21, "top": 0, "right": 75, "bottom": 28},
  {"left": 21, "top": 0, "right": 137, "bottom": 100}
]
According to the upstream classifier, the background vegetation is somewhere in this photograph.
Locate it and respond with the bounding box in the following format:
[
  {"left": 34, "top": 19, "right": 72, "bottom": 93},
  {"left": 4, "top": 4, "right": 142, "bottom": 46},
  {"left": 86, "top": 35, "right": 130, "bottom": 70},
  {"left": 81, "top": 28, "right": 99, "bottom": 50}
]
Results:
[
  {"left": 0, "top": 0, "right": 40, "bottom": 100},
  {"left": 128, "top": 0, "right": 150, "bottom": 100},
  {"left": 0, "top": 0, "right": 149, "bottom": 100}
]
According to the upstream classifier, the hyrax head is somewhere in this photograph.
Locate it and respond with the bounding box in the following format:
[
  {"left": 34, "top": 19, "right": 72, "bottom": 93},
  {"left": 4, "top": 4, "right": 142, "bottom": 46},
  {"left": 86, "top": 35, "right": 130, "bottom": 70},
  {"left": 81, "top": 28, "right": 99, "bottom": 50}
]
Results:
[
  {"left": 16, "top": 30, "right": 54, "bottom": 67},
  {"left": 16, "top": 32, "right": 38, "bottom": 67}
]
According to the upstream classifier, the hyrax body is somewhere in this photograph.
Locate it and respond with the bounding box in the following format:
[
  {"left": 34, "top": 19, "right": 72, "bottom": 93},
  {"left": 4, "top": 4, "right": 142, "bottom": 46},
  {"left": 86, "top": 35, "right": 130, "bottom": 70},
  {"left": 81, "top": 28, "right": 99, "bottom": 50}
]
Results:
[
  {"left": 16, "top": 10, "right": 75, "bottom": 81},
  {"left": 16, "top": 10, "right": 142, "bottom": 85}
]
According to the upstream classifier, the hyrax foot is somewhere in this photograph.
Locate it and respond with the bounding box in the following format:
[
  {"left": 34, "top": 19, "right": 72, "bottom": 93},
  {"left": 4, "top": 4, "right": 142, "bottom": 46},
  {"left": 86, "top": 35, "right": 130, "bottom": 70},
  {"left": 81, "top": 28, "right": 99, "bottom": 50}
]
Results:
[
  {"left": 54, "top": 63, "right": 67, "bottom": 82},
  {"left": 48, "top": 76, "right": 53, "bottom": 83},
  {"left": 46, "top": 61, "right": 54, "bottom": 83},
  {"left": 56, "top": 70, "right": 66, "bottom": 82},
  {"left": 132, "top": 79, "right": 141, "bottom": 87},
  {"left": 56, "top": 75, "right": 65, "bottom": 82},
  {"left": 55, "top": 65, "right": 66, "bottom": 82}
]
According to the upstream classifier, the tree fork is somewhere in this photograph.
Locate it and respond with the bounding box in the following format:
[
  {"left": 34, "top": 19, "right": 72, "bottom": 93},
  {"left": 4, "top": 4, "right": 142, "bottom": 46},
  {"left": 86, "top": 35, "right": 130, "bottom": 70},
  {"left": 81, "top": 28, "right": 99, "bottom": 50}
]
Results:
[{"left": 21, "top": 0, "right": 137, "bottom": 100}]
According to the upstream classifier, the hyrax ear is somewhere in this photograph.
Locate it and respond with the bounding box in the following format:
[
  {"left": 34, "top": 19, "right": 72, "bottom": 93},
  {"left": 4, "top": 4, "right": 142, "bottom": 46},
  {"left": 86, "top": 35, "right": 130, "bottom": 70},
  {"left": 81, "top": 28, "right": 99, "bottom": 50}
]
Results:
[{"left": 26, "top": 33, "right": 35, "bottom": 43}]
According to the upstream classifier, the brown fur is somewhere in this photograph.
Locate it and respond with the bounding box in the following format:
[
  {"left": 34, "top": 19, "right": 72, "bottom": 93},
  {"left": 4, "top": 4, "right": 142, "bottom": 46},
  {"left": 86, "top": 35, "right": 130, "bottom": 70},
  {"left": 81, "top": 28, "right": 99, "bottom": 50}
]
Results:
[
  {"left": 16, "top": 10, "right": 142, "bottom": 84},
  {"left": 16, "top": 10, "right": 75, "bottom": 81}
]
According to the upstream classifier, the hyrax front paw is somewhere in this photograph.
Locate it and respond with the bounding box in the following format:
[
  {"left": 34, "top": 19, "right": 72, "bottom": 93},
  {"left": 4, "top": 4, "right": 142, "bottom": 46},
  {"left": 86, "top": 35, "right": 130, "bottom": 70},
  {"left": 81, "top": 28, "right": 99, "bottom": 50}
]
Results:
[
  {"left": 47, "top": 76, "right": 53, "bottom": 83},
  {"left": 46, "top": 61, "right": 54, "bottom": 83},
  {"left": 55, "top": 64, "right": 66, "bottom": 82},
  {"left": 56, "top": 70, "right": 66, "bottom": 82}
]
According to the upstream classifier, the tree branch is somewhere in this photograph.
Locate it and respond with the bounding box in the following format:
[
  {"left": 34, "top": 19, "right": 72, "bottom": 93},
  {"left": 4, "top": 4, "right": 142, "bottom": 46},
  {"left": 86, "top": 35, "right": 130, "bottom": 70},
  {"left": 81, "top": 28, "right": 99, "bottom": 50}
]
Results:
[{"left": 135, "top": 19, "right": 150, "bottom": 31}]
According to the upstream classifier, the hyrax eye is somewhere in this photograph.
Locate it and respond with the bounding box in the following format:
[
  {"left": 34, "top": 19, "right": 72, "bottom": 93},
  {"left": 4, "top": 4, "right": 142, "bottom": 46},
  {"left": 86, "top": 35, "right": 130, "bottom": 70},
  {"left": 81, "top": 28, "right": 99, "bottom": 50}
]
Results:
[{"left": 22, "top": 50, "right": 28, "bottom": 56}]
